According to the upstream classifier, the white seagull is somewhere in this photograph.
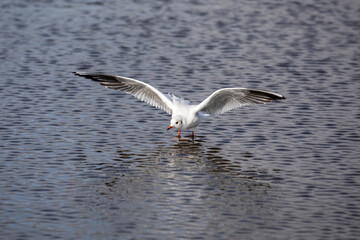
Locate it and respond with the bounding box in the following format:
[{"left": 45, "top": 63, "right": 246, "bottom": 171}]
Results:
[{"left": 73, "top": 72, "right": 285, "bottom": 139}]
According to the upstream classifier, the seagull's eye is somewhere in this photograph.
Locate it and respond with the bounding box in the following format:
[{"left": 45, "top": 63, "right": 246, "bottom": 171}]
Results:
[{"left": 175, "top": 121, "right": 178, "bottom": 124}]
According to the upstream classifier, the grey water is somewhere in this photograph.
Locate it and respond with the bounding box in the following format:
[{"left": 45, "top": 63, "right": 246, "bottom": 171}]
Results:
[{"left": 1, "top": 0, "right": 360, "bottom": 239}]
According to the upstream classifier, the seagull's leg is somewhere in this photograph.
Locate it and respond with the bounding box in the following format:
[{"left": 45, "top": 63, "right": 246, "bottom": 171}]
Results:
[
  {"left": 177, "top": 130, "right": 181, "bottom": 138},
  {"left": 179, "top": 131, "right": 194, "bottom": 142},
  {"left": 184, "top": 129, "right": 195, "bottom": 140},
  {"left": 190, "top": 131, "right": 194, "bottom": 139}
]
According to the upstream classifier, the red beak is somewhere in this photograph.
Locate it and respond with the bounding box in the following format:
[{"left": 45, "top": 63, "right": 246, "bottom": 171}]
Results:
[{"left": 167, "top": 126, "right": 172, "bottom": 130}]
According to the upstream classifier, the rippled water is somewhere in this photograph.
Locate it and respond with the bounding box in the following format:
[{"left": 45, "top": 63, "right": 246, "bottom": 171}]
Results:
[{"left": 1, "top": 0, "right": 360, "bottom": 239}]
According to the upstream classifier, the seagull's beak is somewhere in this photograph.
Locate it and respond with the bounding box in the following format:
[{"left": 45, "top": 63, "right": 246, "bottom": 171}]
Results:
[{"left": 167, "top": 126, "right": 172, "bottom": 130}]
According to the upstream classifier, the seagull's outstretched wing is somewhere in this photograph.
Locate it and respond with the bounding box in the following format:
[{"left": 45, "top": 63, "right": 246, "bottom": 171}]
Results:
[
  {"left": 73, "top": 72, "right": 174, "bottom": 114},
  {"left": 195, "top": 88, "right": 285, "bottom": 115}
]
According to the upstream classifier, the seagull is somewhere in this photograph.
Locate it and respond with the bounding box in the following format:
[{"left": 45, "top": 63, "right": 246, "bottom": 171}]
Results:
[{"left": 73, "top": 72, "right": 285, "bottom": 140}]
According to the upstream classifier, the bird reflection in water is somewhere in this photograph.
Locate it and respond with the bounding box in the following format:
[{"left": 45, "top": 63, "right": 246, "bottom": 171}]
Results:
[{"left": 102, "top": 139, "right": 276, "bottom": 191}]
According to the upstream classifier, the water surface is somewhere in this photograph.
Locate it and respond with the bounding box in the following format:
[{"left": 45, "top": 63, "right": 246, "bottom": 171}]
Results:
[{"left": 1, "top": 0, "right": 360, "bottom": 239}]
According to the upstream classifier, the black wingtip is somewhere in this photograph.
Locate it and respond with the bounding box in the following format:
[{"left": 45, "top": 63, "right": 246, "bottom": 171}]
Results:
[
  {"left": 248, "top": 89, "right": 286, "bottom": 101},
  {"left": 73, "top": 72, "right": 120, "bottom": 83},
  {"left": 73, "top": 71, "right": 83, "bottom": 76},
  {"left": 72, "top": 71, "right": 97, "bottom": 81}
]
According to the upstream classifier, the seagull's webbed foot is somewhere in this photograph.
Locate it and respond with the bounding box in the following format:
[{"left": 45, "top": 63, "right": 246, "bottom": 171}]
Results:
[
  {"left": 172, "top": 130, "right": 194, "bottom": 142},
  {"left": 178, "top": 131, "right": 194, "bottom": 142},
  {"left": 179, "top": 138, "right": 193, "bottom": 142}
]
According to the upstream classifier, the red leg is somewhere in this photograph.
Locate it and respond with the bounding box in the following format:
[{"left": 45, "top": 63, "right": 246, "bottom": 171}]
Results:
[
  {"left": 190, "top": 131, "right": 194, "bottom": 139},
  {"left": 177, "top": 130, "right": 181, "bottom": 137}
]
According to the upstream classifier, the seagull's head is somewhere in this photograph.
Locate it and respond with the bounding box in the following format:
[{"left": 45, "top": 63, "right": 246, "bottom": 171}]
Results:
[{"left": 167, "top": 116, "right": 184, "bottom": 130}]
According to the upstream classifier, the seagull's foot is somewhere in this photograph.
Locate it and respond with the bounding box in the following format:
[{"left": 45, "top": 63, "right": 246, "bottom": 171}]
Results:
[
  {"left": 179, "top": 132, "right": 195, "bottom": 142},
  {"left": 178, "top": 137, "right": 193, "bottom": 142},
  {"left": 171, "top": 136, "right": 194, "bottom": 142},
  {"left": 171, "top": 130, "right": 194, "bottom": 142}
]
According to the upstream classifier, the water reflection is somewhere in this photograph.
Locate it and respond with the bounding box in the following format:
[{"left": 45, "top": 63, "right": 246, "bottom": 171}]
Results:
[
  {"left": 79, "top": 141, "right": 279, "bottom": 238},
  {"left": 106, "top": 138, "right": 276, "bottom": 184},
  {"left": 96, "top": 140, "right": 274, "bottom": 201}
]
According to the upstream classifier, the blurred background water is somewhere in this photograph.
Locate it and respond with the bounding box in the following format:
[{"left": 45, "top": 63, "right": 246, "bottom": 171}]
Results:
[{"left": 1, "top": 0, "right": 360, "bottom": 239}]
